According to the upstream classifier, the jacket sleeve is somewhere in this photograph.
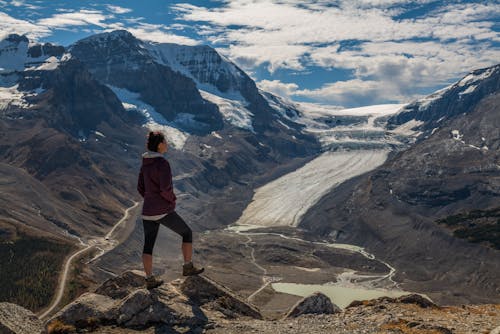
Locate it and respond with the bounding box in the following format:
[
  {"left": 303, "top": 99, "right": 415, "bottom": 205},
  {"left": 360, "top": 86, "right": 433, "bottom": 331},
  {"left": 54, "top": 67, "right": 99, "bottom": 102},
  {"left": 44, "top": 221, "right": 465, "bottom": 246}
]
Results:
[
  {"left": 159, "top": 160, "right": 176, "bottom": 202},
  {"left": 137, "top": 167, "right": 145, "bottom": 198}
]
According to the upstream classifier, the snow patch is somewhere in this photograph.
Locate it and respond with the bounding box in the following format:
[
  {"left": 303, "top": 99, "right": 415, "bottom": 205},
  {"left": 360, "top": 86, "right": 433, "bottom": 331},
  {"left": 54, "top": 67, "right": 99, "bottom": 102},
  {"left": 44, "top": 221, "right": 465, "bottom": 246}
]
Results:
[
  {"left": 459, "top": 85, "right": 477, "bottom": 96},
  {"left": 451, "top": 129, "right": 463, "bottom": 141},
  {"left": 458, "top": 67, "right": 495, "bottom": 87},
  {"left": 211, "top": 131, "right": 222, "bottom": 139},
  {"left": 0, "top": 84, "right": 31, "bottom": 110},
  {"left": 108, "top": 85, "right": 188, "bottom": 149},
  {"left": 389, "top": 119, "right": 424, "bottom": 137},
  {"left": 0, "top": 38, "right": 29, "bottom": 73},
  {"left": 199, "top": 89, "right": 254, "bottom": 132},
  {"left": 33, "top": 56, "right": 59, "bottom": 71}
]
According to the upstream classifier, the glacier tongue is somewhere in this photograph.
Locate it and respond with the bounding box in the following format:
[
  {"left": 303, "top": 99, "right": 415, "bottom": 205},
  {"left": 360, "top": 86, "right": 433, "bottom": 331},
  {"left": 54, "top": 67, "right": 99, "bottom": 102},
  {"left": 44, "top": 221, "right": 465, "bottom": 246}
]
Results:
[{"left": 236, "top": 150, "right": 389, "bottom": 227}]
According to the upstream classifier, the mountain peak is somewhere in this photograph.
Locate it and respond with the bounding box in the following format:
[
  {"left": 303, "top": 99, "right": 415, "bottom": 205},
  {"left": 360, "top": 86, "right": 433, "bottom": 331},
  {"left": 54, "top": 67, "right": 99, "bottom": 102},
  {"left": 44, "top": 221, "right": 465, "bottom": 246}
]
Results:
[
  {"left": 387, "top": 62, "right": 500, "bottom": 137},
  {"left": 3, "top": 33, "right": 29, "bottom": 44},
  {"left": 70, "top": 30, "right": 140, "bottom": 53}
]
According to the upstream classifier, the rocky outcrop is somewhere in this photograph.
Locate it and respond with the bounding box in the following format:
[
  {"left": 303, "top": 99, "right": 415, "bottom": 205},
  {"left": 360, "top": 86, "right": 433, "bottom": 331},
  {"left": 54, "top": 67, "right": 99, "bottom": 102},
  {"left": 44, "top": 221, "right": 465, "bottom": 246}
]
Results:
[
  {"left": 285, "top": 292, "right": 340, "bottom": 318},
  {"left": 0, "top": 302, "right": 44, "bottom": 334},
  {"left": 46, "top": 271, "right": 262, "bottom": 332},
  {"left": 347, "top": 294, "right": 436, "bottom": 309},
  {"left": 94, "top": 270, "right": 146, "bottom": 299},
  {"left": 179, "top": 275, "right": 262, "bottom": 319}
]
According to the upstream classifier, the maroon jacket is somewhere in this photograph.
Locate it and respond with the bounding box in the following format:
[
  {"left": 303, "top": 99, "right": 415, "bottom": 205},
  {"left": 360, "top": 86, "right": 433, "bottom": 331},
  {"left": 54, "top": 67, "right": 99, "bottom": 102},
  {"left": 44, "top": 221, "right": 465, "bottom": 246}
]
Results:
[{"left": 137, "top": 152, "right": 176, "bottom": 215}]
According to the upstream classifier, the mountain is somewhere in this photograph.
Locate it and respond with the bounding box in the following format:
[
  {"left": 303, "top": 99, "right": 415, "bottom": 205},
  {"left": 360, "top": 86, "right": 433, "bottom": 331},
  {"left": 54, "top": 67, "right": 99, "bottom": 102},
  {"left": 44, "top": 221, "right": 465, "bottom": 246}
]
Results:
[
  {"left": 0, "top": 31, "right": 323, "bottom": 311},
  {"left": 387, "top": 64, "right": 500, "bottom": 139},
  {"left": 0, "top": 34, "right": 64, "bottom": 74},
  {"left": 300, "top": 63, "right": 500, "bottom": 305}
]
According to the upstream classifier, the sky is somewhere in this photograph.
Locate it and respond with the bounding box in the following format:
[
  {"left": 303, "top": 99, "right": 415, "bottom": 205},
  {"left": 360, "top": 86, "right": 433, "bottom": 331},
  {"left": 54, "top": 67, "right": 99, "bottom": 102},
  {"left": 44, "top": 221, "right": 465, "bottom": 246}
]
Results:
[{"left": 1, "top": 0, "right": 499, "bottom": 107}]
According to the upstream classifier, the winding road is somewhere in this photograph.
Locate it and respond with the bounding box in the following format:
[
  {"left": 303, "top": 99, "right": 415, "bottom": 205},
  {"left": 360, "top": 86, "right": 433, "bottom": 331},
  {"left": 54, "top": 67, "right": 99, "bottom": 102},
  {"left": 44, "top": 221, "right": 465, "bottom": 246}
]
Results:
[{"left": 38, "top": 201, "right": 140, "bottom": 320}]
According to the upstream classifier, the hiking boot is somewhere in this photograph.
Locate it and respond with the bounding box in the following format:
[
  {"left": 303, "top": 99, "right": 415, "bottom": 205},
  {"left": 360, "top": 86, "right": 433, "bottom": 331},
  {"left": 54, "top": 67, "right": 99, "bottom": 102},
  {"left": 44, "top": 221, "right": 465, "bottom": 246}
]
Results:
[
  {"left": 145, "top": 275, "right": 163, "bottom": 289},
  {"left": 182, "top": 262, "right": 204, "bottom": 276}
]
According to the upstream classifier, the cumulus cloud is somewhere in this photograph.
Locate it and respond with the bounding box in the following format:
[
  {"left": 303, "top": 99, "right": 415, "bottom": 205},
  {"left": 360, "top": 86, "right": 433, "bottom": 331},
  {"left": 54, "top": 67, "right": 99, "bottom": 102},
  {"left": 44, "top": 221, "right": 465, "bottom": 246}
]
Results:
[
  {"left": 106, "top": 5, "right": 132, "bottom": 14},
  {"left": 0, "top": 11, "right": 50, "bottom": 39},
  {"left": 37, "top": 9, "right": 110, "bottom": 28},
  {"left": 257, "top": 79, "right": 299, "bottom": 98},
  {"left": 172, "top": 0, "right": 500, "bottom": 105},
  {"left": 126, "top": 23, "right": 200, "bottom": 45}
]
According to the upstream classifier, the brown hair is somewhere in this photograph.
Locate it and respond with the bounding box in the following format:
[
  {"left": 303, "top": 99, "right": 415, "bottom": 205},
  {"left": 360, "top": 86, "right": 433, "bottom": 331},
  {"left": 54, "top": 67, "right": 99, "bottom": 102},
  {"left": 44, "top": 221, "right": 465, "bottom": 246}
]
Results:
[{"left": 147, "top": 131, "right": 165, "bottom": 152}]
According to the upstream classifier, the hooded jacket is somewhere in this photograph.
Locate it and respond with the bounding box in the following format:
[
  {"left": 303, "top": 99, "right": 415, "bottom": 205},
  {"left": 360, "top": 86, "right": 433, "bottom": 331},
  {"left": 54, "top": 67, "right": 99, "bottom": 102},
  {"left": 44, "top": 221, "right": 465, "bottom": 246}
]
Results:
[{"left": 137, "top": 151, "right": 176, "bottom": 216}]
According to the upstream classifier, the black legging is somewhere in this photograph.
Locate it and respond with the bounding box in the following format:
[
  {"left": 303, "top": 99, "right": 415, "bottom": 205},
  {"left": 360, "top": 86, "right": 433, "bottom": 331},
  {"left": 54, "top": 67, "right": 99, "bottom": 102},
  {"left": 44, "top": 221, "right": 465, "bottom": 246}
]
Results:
[{"left": 142, "top": 211, "right": 193, "bottom": 255}]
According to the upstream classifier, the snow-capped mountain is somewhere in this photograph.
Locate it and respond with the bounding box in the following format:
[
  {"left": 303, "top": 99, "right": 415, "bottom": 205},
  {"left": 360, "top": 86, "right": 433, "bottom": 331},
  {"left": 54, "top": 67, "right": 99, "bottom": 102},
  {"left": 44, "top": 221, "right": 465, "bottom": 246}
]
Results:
[
  {"left": 68, "top": 31, "right": 223, "bottom": 136},
  {"left": 387, "top": 64, "right": 500, "bottom": 139},
  {"left": 0, "top": 34, "right": 65, "bottom": 74}
]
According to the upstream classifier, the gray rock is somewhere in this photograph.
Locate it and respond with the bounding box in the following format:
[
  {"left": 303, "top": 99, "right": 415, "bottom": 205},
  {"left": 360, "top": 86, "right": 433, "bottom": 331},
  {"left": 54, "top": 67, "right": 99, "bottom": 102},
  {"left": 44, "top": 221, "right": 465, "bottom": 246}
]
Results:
[
  {"left": 0, "top": 303, "right": 44, "bottom": 334},
  {"left": 47, "top": 292, "right": 117, "bottom": 328},
  {"left": 117, "top": 289, "right": 155, "bottom": 326},
  {"left": 490, "top": 325, "right": 500, "bottom": 334},
  {"left": 397, "top": 294, "right": 436, "bottom": 308},
  {"left": 94, "top": 270, "right": 146, "bottom": 299},
  {"left": 180, "top": 275, "right": 262, "bottom": 319},
  {"left": 285, "top": 292, "right": 340, "bottom": 318}
]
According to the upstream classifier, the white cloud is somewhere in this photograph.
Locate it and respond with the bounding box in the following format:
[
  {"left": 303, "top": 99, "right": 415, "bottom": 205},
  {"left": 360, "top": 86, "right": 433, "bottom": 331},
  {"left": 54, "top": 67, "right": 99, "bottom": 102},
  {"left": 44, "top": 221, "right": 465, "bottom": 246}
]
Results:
[
  {"left": 257, "top": 79, "right": 299, "bottom": 98},
  {"left": 0, "top": 11, "right": 50, "bottom": 40},
  {"left": 172, "top": 0, "right": 500, "bottom": 105},
  {"left": 106, "top": 5, "right": 132, "bottom": 14},
  {"left": 127, "top": 23, "right": 200, "bottom": 45},
  {"left": 37, "top": 10, "right": 110, "bottom": 28},
  {"left": 9, "top": 0, "right": 41, "bottom": 10},
  {"left": 296, "top": 79, "right": 408, "bottom": 106}
]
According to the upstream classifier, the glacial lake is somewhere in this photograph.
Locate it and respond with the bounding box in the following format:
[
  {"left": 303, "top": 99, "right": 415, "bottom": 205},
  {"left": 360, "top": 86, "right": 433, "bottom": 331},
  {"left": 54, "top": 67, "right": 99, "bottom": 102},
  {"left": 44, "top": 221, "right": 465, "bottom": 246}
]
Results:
[{"left": 272, "top": 282, "right": 411, "bottom": 309}]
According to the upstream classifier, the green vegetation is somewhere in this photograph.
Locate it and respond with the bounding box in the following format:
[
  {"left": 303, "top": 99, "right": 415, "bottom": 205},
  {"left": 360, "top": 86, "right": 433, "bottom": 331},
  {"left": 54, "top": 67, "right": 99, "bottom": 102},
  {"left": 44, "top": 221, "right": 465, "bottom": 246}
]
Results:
[
  {"left": 0, "top": 231, "right": 74, "bottom": 312},
  {"left": 436, "top": 207, "right": 500, "bottom": 249}
]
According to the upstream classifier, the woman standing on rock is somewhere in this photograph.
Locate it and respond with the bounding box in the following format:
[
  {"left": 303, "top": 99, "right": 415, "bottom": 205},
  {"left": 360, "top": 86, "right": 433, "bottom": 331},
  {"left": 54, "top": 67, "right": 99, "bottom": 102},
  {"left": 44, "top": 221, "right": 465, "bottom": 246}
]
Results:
[{"left": 137, "top": 131, "right": 204, "bottom": 289}]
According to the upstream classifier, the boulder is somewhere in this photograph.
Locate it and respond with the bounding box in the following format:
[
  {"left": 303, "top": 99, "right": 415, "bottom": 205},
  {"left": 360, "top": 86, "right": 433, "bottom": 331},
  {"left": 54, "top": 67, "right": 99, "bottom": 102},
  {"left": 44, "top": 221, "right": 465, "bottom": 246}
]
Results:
[
  {"left": 94, "top": 270, "right": 146, "bottom": 299},
  {"left": 47, "top": 293, "right": 117, "bottom": 328},
  {"left": 285, "top": 292, "right": 341, "bottom": 318},
  {"left": 179, "top": 275, "right": 262, "bottom": 319},
  {"left": 0, "top": 303, "right": 44, "bottom": 334},
  {"left": 116, "top": 289, "right": 155, "bottom": 326}
]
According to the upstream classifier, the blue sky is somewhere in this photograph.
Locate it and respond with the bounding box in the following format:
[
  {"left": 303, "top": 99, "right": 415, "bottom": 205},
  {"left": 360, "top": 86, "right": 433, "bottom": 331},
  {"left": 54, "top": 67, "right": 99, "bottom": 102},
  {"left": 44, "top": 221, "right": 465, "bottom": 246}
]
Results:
[{"left": 1, "top": 0, "right": 499, "bottom": 107}]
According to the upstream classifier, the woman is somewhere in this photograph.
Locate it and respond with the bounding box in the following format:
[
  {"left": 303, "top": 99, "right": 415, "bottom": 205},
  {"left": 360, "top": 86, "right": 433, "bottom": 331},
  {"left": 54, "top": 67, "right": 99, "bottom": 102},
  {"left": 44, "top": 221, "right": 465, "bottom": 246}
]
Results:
[{"left": 137, "top": 131, "right": 204, "bottom": 289}]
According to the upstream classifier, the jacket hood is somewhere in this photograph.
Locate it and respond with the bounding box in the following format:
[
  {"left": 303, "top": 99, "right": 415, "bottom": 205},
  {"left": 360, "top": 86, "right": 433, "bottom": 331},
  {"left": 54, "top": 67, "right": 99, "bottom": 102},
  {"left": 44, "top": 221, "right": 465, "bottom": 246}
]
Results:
[{"left": 142, "top": 151, "right": 164, "bottom": 165}]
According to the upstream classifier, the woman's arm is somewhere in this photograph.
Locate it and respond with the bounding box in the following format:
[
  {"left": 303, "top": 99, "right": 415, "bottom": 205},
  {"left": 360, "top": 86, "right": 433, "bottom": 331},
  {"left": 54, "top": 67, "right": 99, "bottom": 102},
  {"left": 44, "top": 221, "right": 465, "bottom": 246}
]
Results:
[
  {"left": 137, "top": 167, "right": 145, "bottom": 197},
  {"left": 159, "top": 160, "right": 176, "bottom": 202}
]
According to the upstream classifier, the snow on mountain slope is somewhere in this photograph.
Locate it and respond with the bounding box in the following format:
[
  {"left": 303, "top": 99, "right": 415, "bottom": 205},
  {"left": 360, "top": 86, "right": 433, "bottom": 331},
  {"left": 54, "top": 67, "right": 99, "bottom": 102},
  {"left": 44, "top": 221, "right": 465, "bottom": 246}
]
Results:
[
  {"left": 0, "top": 34, "right": 65, "bottom": 74},
  {"left": 108, "top": 85, "right": 188, "bottom": 149},
  {"left": 293, "top": 103, "right": 406, "bottom": 150},
  {"left": 387, "top": 63, "right": 500, "bottom": 138},
  {"left": 0, "top": 35, "right": 30, "bottom": 73},
  {"left": 199, "top": 90, "right": 254, "bottom": 132},
  {"left": 146, "top": 42, "right": 244, "bottom": 94}
]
